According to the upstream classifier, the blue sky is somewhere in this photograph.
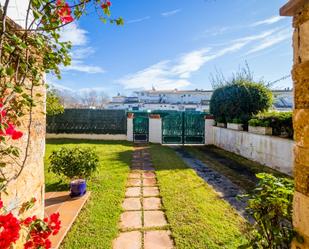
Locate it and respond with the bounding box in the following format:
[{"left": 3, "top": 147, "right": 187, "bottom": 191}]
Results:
[{"left": 50, "top": 0, "right": 293, "bottom": 97}]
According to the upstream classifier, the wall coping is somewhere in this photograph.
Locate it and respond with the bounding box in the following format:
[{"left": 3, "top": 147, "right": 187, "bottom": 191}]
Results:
[
  {"left": 280, "top": 0, "right": 309, "bottom": 16},
  {"left": 213, "top": 126, "right": 295, "bottom": 144}
]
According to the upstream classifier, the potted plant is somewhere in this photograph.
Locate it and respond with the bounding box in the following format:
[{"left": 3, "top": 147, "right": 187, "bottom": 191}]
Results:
[
  {"left": 248, "top": 118, "right": 272, "bottom": 135},
  {"left": 216, "top": 117, "right": 226, "bottom": 128},
  {"left": 49, "top": 146, "right": 99, "bottom": 197},
  {"left": 227, "top": 118, "right": 244, "bottom": 131}
]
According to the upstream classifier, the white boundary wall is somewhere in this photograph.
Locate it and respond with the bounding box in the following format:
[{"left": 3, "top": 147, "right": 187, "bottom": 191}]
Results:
[
  {"left": 149, "top": 118, "right": 162, "bottom": 143},
  {"left": 212, "top": 126, "right": 294, "bottom": 175},
  {"left": 127, "top": 118, "right": 133, "bottom": 142},
  {"left": 46, "top": 133, "right": 127, "bottom": 140}
]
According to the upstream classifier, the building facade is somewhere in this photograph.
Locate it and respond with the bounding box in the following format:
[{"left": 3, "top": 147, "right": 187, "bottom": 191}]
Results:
[{"left": 106, "top": 89, "right": 293, "bottom": 112}]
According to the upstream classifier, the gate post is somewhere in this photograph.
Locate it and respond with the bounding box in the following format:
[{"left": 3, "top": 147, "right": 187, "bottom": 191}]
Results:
[
  {"left": 205, "top": 115, "right": 215, "bottom": 145},
  {"left": 281, "top": 1, "right": 309, "bottom": 248},
  {"left": 149, "top": 114, "right": 162, "bottom": 144},
  {"left": 127, "top": 113, "right": 134, "bottom": 142}
]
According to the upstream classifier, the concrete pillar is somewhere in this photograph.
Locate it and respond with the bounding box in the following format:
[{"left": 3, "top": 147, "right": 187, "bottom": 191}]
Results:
[
  {"left": 205, "top": 115, "right": 215, "bottom": 145},
  {"left": 281, "top": 1, "right": 309, "bottom": 248},
  {"left": 149, "top": 114, "right": 162, "bottom": 144},
  {"left": 127, "top": 113, "right": 133, "bottom": 142}
]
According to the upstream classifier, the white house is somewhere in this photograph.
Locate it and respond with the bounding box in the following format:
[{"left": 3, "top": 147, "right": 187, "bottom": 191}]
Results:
[{"left": 106, "top": 89, "right": 293, "bottom": 112}]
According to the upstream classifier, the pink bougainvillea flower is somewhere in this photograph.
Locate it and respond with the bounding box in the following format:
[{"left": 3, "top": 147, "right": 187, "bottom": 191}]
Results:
[
  {"left": 101, "top": 0, "right": 112, "bottom": 9},
  {"left": 0, "top": 212, "right": 21, "bottom": 249},
  {"left": 56, "top": 0, "right": 74, "bottom": 24},
  {"left": 5, "top": 123, "right": 23, "bottom": 140}
]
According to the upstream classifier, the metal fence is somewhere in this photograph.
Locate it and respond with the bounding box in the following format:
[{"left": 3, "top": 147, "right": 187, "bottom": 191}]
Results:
[{"left": 47, "top": 109, "right": 127, "bottom": 134}]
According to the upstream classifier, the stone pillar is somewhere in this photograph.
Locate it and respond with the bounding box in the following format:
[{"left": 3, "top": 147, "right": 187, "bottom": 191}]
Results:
[
  {"left": 149, "top": 114, "right": 162, "bottom": 144},
  {"left": 205, "top": 115, "right": 215, "bottom": 145},
  {"left": 127, "top": 113, "right": 134, "bottom": 142},
  {"left": 281, "top": 1, "right": 309, "bottom": 248}
]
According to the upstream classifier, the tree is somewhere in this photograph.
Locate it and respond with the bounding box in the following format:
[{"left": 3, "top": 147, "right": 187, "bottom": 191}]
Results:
[
  {"left": 80, "top": 90, "right": 109, "bottom": 108},
  {"left": 46, "top": 89, "right": 64, "bottom": 116},
  {"left": 209, "top": 68, "right": 273, "bottom": 123}
]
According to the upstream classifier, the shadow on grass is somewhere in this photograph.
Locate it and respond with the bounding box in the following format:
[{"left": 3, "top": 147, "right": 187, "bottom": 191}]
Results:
[{"left": 45, "top": 180, "right": 68, "bottom": 192}]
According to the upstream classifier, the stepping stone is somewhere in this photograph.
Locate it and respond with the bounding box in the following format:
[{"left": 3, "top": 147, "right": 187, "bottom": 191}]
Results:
[
  {"left": 120, "top": 211, "right": 142, "bottom": 229},
  {"left": 143, "top": 166, "right": 155, "bottom": 171},
  {"left": 143, "top": 197, "right": 162, "bottom": 210},
  {"left": 129, "top": 173, "right": 140, "bottom": 179},
  {"left": 127, "top": 179, "right": 142, "bottom": 187},
  {"left": 143, "top": 187, "right": 160, "bottom": 197},
  {"left": 143, "top": 178, "right": 157, "bottom": 187},
  {"left": 131, "top": 166, "right": 143, "bottom": 170},
  {"left": 122, "top": 198, "right": 141, "bottom": 211},
  {"left": 113, "top": 231, "right": 142, "bottom": 249},
  {"left": 143, "top": 172, "right": 156, "bottom": 179},
  {"left": 144, "top": 211, "right": 167, "bottom": 228},
  {"left": 144, "top": 231, "right": 174, "bottom": 249},
  {"left": 126, "top": 187, "right": 141, "bottom": 197}
]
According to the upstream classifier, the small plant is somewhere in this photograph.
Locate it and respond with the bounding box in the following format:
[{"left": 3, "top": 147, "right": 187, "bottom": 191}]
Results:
[
  {"left": 248, "top": 118, "right": 270, "bottom": 127},
  {"left": 240, "top": 173, "right": 294, "bottom": 249},
  {"left": 231, "top": 118, "right": 243, "bottom": 124},
  {"left": 49, "top": 147, "right": 99, "bottom": 180},
  {"left": 216, "top": 116, "right": 226, "bottom": 123},
  {"left": 256, "top": 111, "right": 293, "bottom": 138}
]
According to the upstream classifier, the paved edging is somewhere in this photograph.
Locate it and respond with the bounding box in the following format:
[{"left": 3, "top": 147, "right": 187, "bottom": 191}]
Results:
[{"left": 113, "top": 145, "right": 174, "bottom": 249}]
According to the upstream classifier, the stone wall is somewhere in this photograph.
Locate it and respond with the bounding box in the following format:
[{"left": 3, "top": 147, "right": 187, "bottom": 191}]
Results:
[
  {"left": 281, "top": 1, "right": 309, "bottom": 248},
  {"left": 212, "top": 127, "right": 294, "bottom": 175},
  {"left": 1, "top": 84, "right": 46, "bottom": 220}
]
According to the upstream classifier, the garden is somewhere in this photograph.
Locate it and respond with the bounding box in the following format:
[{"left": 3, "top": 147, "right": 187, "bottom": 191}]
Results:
[
  {"left": 41, "top": 138, "right": 295, "bottom": 249},
  {"left": 0, "top": 0, "right": 304, "bottom": 248}
]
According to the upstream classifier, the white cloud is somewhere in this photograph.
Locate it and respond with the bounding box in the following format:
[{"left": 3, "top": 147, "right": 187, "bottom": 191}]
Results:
[
  {"left": 119, "top": 42, "right": 247, "bottom": 90},
  {"left": 161, "top": 9, "right": 181, "bottom": 17},
  {"left": 235, "top": 28, "right": 280, "bottom": 43},
  {"left": 62, "top": 60, "right": 105, "bottom": 74},
  {"left": 127, "top": 16, "right": 150, "bottom": 24},
  {"left": 246, "top": 28, "right": 291, "bottom": 55},
  {"left": 58, "top": 23, "right": 105, "bottom": 74},
  {"left": 251, "top": 16, "right": 285, "bottom": 27},
  {"left": 60, "top": 22, "right": 88, "bottom": 46},
  {"left": 118, "top": 28, "right": 288, "bottom": 90},
  {"left": 71, "top": 47, "right": 95, "bottom": 60}
]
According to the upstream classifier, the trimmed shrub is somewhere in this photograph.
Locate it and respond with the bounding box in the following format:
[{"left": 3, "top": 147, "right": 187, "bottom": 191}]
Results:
[
  {"left": 210, "top": 81, "right": 273, "bottom": 124},
  {"left": 249, "top": 111, "right": 293, "bottom": 138}
]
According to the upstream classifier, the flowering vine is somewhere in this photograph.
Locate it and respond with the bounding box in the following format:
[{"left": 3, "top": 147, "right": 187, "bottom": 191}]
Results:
[
  {"left": 0, "top": 199, "right": 61, "bottom": 249},
  {"left": 0, "top": 0, "right": 121, "bottom": 246},
  {"left": 0, "top": 0, "right": 123, "bottom": 191}
]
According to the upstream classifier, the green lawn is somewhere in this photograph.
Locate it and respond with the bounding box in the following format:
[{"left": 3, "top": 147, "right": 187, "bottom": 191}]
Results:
[
  {"left": 45, "top": 139, "right": 133, "bottom": 249},
  {"left": 150, "top": 144, "right": 248, "bottom": 249}
]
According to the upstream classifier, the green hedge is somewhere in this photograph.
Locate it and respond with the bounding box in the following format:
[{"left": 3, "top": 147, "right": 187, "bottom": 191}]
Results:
[
  {"left": 210, "top": 81, "right": 273, "bottom": 124},
  {"left": 248, "top": 111, "right": 293, "bottom": 138},
  {"left": 47, "top": 109, "right": 127, "bottom": 134}
]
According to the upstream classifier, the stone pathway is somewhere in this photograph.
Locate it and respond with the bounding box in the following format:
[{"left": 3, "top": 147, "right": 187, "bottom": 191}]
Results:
[
  {"left": 113, "top": 145, "right": 174, "bottom": 249},
  {"left": 174, "top": 147, "right": 251, "bottom": 221}
]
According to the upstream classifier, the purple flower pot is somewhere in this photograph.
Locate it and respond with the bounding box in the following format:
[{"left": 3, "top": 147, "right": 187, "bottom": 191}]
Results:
[{"left": 70, "top": 179, "right": 86, "bottom": 197}]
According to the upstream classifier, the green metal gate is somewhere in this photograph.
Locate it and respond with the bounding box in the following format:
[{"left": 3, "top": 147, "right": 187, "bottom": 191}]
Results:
[
  {"left": 162, "top": 112, "right": 205, "bottom": 144},
  {"left": 162, "top": 112, "right": 183, "bottom": 144},
  {"left": 184, "top": 112, "right": 205, "bottom": 144},
  {"left": 133, "top": 113, "right": 149, "bottom": 142}
]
